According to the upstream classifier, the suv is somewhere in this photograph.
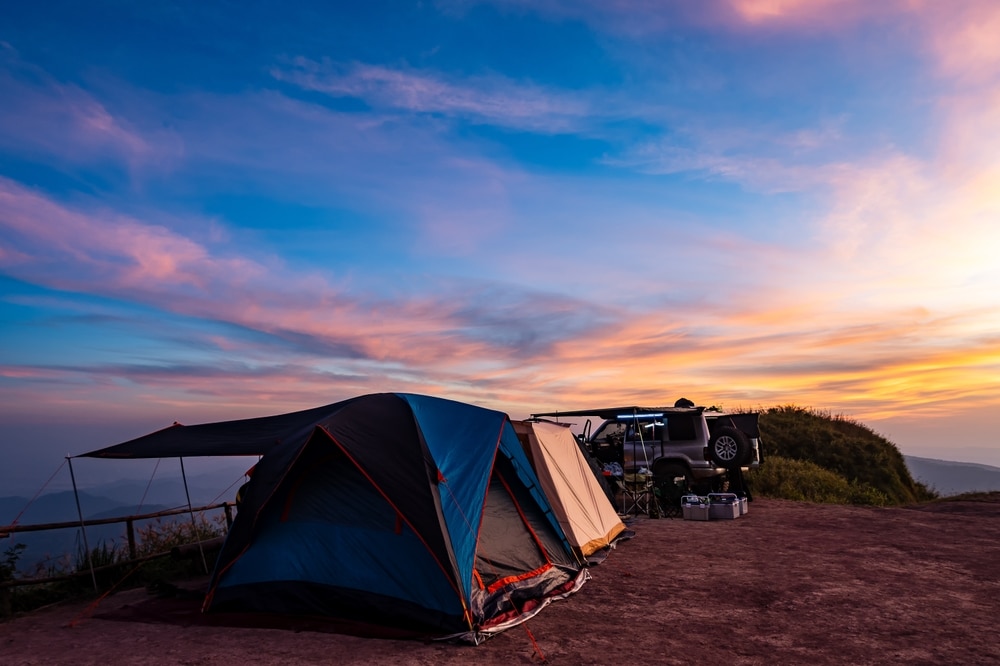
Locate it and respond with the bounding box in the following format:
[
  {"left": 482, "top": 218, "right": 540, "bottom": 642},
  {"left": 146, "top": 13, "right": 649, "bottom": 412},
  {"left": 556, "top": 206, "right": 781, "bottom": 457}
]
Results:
[{"left": 530, "top": 401, "right": 763, "bottom": 495}]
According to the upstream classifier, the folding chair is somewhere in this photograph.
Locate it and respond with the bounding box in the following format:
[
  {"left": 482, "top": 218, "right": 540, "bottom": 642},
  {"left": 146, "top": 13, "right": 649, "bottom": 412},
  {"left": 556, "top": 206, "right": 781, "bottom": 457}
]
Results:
[{"left": 621, "top": 472, "right": 654, "bottom": 516}]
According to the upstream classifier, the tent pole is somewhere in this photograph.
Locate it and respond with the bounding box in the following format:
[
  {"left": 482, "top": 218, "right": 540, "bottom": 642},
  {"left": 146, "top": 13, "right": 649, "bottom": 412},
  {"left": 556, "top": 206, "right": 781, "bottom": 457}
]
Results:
[
  {"left": 179, "top": 457, "right": 210, "bottom": 574},
  {"left": 67, "top": 457, "right": 98, "bottom": 592}
]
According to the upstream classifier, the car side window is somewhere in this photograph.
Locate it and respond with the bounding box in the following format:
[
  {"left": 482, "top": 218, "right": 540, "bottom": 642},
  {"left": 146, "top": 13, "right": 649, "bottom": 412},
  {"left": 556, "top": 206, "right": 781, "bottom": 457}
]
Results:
[
  {"left": 666, "top": 414, "right": 697, "bottom": 441},
  {"left": 594, "top": 421, "right": 627, "bottom": 444},
  {"left": 630, "top": 420, "right": 663, "bottom": 442}
]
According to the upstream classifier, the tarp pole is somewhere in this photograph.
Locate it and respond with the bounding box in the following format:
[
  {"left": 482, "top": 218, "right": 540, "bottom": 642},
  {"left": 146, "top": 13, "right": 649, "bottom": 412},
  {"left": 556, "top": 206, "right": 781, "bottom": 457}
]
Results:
[
  {"left": 66, "top": 457, "right": 98, "bottom": 592},
  {"left": 179, "top": 457, "right": 209, "bottom": 574}
]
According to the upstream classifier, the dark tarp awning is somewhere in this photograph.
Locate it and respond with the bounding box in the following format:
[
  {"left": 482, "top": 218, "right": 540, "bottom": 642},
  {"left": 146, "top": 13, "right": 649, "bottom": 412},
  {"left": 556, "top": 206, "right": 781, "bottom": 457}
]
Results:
[
  {"left": 530, "top": 405, "right": 703, "bottom": 420},
  {"left": 77, "top": 399, "right": 362, "bottom": 459}
]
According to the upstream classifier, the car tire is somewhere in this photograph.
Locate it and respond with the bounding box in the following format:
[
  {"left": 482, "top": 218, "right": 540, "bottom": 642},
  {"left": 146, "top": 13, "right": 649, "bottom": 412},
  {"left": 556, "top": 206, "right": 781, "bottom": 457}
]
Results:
[{"left": 709, "top": 427, "right": 750, "bottom": 468}]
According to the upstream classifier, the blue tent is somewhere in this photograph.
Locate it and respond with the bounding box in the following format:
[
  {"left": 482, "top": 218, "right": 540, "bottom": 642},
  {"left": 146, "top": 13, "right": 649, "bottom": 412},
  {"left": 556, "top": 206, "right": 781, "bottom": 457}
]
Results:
[{"left": 82, "top": 393, "right": 586, "bottom": 642}]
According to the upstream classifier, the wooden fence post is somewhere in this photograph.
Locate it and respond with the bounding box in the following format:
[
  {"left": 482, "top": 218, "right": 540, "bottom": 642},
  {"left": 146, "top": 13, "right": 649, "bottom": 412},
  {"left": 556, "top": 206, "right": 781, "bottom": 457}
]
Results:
[{"left": 126, "top": 518, "right": 137, "bottom": 561}]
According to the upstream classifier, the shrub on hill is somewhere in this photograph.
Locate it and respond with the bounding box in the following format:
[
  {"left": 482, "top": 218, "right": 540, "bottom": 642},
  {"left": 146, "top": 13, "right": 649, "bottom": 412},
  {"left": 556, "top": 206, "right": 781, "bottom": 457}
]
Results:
[
  {"left": 753, "top": 405, "right": 936, "bottom": 505},
  {"left": 747, "top": 456, "right": 890, "bottom": 505}
]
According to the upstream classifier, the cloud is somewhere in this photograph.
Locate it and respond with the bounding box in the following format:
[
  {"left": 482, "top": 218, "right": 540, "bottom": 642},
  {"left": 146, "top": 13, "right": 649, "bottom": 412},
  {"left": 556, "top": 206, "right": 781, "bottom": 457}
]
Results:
[
  {"left": 0, "top": 178, "right": 617, "bottom": 380},
  {"left": 723, "top": 0, "right": 889, "bottom": 27},
  {"left": 606, "top": 142, "right": 827, "bottom": 193},
  {"left": 440, "top": 0, "right": 896, "bottom": 37},
  {"left": 0, "top": 44, "right": 182, "bottom": 173},
  {"left": 0, "top": 177, "right": 263, "bottom": 291},
  {"left": 720, "top": 1, "right": 1000, "bottom": 84},
  {"left": 2, "top": 171, "right": 996, "bottom": 433},
  {"left": 0, "top": 61, "right": 541, "bottom": 262},
  {"left": 922, "top": 2, "right": 1000, "bottom": 83},
  {"left": 272, "top": 58, "right": 593, "bottom": 133},
  {"left": 2, "top": 12, "right": 999, "bottom": 446},
  {"left": 813, "top": 150, "right": 1000, "bottom": 312},
  {"left": 722, "top": 1, "right": 1000, "bottom": 84},
  {"left": 457, "top": 0, "right": 1000, "bottom": 87}
]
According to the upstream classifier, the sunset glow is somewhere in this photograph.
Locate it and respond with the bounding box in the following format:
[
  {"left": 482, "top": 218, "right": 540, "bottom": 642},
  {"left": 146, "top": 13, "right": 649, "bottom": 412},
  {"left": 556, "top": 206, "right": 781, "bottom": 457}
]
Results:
[{"left": 2, "top": 1, "right": 999, "bottom": 492}]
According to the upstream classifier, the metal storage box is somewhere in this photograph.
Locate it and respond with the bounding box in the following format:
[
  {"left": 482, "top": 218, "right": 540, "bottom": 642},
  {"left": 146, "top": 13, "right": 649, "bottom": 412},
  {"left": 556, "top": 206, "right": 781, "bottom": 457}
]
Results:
[
  {"left": 681, "top": 495, "right": 710, "bottom": 521},
  {"left": 708, "top": 493, "right": 740, "bottom": 520}
]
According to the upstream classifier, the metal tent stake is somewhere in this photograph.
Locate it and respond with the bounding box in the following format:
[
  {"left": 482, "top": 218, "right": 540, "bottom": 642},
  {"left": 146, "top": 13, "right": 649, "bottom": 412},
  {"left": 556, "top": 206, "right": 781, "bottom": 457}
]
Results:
[
  {"left": 66, "top": 457, "right": 98, "bottom": 592},
  {"left": 179, "top": 457, "right": 210, "bottom": 574}
]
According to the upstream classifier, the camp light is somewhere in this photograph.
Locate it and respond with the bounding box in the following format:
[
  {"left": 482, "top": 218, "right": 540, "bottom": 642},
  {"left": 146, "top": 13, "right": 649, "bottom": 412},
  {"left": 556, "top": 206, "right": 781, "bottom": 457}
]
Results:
[{"left": 616, "top": 412, "right": 664, "bottom": 419}]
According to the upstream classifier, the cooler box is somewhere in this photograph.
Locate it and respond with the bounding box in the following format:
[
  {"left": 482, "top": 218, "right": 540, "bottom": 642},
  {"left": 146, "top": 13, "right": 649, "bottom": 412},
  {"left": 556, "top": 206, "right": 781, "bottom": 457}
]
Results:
[
  {"left": 681, "top": 495, "right": 710, "bottom": 521},
  {"left": 738, "top": 497, "right": 749, "bottom": 515},
  {"left": 708, "top": 493, "right": 740, "bottom": 520}
]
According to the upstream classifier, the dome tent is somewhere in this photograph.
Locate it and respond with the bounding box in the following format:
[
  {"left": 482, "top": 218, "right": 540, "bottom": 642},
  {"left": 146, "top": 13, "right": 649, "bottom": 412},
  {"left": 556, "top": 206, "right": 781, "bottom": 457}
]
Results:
[{"left": 80, "top": 393, "right": 586, "bottom": 643}]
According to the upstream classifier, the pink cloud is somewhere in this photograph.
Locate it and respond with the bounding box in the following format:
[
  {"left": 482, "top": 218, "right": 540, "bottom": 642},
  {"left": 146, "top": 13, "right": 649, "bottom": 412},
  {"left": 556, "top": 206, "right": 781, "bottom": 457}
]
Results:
[
  {"left": 0, "top": 177, "right": 256, "bottom": 289},
  {"left": 0, "top": 46, "right": 180, "bottom": 172},
  {"left": 724, "top": 0, "right": 887, "bottom": 27},
  {"left": 0, "top": 178, "right": 554, "bottom": 375},
  {"left": 686, "top": 1, "right": 1000, "bottom": 86},
  {"left": 708, "top": 1, "right": 1000, "bottom": 86},
  {"left": 910, "top": 1, "right": 1000, "bottom": 83}
]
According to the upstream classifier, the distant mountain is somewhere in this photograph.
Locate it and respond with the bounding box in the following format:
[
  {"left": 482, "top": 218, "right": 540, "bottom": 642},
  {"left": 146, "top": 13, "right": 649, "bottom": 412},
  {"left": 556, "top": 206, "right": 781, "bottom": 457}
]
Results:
[
  {"left": 904, "top": 456, "right": 1000, "bottom": 497},
  {"left": 79, "top": 465, "right": 250, "bottom": 507},
  {"left": 2, "top": 467, "right": 246, "bottom": 526},
  {"left": 0, "top": 490, "right": 129, "bottom": 526}
]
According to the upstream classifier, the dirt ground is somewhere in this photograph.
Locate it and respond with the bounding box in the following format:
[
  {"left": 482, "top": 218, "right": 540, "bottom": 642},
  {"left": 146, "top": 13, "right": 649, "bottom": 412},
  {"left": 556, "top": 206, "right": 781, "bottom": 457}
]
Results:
[{"left": 3, "top": 495, "right": 999, "bottom": 665}]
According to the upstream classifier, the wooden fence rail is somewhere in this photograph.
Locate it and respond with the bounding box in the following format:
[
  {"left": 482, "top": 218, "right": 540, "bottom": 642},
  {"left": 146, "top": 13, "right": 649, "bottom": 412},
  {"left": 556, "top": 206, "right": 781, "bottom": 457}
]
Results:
[{"left": 0, "top": 502, "right": 235, "bottom": 590}]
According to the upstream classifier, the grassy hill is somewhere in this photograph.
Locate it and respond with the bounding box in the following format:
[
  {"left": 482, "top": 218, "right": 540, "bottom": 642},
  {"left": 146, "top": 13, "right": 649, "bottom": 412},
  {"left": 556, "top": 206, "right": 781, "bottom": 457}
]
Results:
[{"left": 747, "top": 405, "right": 936, "bottom": 506}]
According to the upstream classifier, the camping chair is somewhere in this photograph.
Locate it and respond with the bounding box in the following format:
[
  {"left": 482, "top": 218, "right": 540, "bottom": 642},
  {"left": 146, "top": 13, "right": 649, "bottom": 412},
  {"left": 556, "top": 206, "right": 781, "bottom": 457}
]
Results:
[
  {"left": 620, "top": 472, "right": 654, "bottom": 517},
  {"left": 653, "top": 473, "right": 689, "bottom": 519}
]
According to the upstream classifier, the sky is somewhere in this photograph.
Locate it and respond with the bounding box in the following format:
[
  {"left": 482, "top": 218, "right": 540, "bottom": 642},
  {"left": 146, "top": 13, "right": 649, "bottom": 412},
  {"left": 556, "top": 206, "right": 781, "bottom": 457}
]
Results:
[{"left": 2, "top": 0, "right": 999, "bottom": 495}]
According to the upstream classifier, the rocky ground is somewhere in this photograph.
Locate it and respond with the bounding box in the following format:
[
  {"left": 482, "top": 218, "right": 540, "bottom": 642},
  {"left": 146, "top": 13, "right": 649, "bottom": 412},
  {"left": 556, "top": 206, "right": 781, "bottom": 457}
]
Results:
[{"left": 3, "top": 494, "right": 999, "bottom": 665}]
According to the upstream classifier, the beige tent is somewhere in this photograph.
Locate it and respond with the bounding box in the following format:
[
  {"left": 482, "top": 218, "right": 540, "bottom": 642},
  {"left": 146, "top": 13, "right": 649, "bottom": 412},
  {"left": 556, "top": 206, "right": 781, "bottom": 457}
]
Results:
[{"left": 513, "top": 420, "right": 627, "bottom": 559}]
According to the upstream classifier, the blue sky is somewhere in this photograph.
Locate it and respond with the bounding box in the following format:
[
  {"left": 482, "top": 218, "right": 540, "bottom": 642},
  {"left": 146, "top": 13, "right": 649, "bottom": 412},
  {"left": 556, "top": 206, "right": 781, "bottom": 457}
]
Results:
[{"left": 2, "top": 1, "right": 1000, "bottom": 493}]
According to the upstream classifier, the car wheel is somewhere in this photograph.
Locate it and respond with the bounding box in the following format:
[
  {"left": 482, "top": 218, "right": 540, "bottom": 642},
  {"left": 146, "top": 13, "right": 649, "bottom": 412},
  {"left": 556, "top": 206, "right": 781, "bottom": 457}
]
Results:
[{"left": 709, "top": 427, "right": 750, "bottom": 468}]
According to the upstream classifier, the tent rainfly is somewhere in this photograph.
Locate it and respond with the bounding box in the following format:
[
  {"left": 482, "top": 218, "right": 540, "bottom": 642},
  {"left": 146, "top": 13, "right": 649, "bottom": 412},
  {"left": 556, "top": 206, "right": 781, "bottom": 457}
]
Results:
[
  {"left": 512, "top": 420, "right": 628, "bottom": 560},
  {"left": 79, "top": 393, "right": 587, "bottom": 643}
]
